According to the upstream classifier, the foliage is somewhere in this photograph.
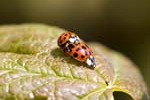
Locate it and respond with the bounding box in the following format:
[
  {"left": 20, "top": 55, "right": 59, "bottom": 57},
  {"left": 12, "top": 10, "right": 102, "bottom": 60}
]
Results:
[{"left": 0, "top": 24, "right": 148, "bottom": 100}]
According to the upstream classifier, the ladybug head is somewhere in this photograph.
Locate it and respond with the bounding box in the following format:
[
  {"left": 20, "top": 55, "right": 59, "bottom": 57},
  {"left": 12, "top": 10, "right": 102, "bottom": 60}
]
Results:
[{"left": 86, "top": 55, "right": 96, "bottom": 69}]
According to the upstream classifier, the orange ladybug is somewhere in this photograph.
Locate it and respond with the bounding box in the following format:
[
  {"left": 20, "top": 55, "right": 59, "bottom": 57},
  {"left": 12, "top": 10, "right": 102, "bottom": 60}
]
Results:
[
  {"left": 63, "top": 43, "right": 96, "bottom": 68},
  {"left": 57, "top": 32, "right": 80, "bottom": 48}
]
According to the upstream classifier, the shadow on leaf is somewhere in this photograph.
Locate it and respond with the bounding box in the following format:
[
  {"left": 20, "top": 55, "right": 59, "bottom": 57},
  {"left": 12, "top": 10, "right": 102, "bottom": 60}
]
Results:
[{"left": 51, "top": 48, "right": 88, "bottom": 68}]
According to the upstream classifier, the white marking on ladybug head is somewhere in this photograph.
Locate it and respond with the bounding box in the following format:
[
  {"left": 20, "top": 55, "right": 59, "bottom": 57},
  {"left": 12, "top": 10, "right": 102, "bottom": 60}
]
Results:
[
  {"left": 86, "top": 55, "right": 96, "bottom": 68},
  {"left": 69, "top": 35, "right": 80, "bottom": 44},
  {"left": 69, "top": 37, "right": 76, "bottom": 43}
]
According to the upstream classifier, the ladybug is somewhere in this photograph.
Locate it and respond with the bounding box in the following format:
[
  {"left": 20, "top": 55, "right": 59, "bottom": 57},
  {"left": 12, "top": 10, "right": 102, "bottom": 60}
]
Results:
[
  {"left": 63, "top": 43, "right": 96, "bottom": 68},
  {"left": 57, "top": 32, "right": 80, "bottom": 48}
]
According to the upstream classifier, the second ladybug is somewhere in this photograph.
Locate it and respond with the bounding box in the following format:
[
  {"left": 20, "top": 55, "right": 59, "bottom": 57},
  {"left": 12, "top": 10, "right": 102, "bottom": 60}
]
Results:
[{"left": 63, "top": 43, "right": 96, "bottom": 68}]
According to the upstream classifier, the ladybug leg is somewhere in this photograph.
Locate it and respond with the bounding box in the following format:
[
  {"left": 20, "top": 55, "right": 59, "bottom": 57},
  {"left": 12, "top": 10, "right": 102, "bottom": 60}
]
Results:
[
  {"left": 63, "top": 47, "right": 69, "bottom": 53},
  {"left": 63, "top": 47, "right": 73, "bottom": 59},
  {"left": 63, "top": 46, "right": 72, "bottom": 53}
]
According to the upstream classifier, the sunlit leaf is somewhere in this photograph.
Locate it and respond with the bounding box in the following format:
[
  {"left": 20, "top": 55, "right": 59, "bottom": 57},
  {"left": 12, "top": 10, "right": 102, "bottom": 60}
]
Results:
[{"left": 0, "top": 24, "right": 148, "bottom": 100}]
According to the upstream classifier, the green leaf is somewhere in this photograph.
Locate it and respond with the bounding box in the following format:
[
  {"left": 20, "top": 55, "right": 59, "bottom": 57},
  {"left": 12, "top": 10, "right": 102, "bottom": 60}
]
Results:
[{"left": 0, "top": 24, "right": 148, "bottom": 100}]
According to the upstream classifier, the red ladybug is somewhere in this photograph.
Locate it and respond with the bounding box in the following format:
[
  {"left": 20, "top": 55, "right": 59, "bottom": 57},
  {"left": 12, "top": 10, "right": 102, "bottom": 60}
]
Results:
[
  {"left": 57, "top": 32, "right": 80, "bottom": 48},
  {"left": 63, "top": 43, "right": 96, "bottom": 68}
]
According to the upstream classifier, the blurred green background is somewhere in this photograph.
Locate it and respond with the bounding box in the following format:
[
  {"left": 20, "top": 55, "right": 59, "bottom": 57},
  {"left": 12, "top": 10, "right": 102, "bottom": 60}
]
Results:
[{"left": 0, "top": 0, "right": 149, "bottom": 92}]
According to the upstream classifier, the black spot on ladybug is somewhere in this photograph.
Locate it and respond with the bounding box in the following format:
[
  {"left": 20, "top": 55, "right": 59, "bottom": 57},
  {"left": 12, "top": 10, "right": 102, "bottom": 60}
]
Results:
[
  {"left": 73, "top": 53, "right": 78, "bottom": 57},
  {"left": 82, "top": 46, "right": 86, "bottom": 49},
  {"left": 76, "top": 48, "right": 80, "bottom": 52},
  {"left": 65, "top": 34, "right": 68, "bottom": 36},
  {"left": 81, "top": 55, "right": 85, "bottom": 58},
  {"left": 63, "top": 37, "right": 66, "bottom": 40},
  {"left": 69, "top": 44, "right": 75, "bottom": 49}
]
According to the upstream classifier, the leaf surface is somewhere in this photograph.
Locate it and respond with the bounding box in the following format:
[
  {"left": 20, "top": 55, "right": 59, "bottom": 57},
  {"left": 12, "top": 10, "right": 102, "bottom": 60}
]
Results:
[{"left": 0, "top": 24, "right": 148, "bottom": 100}]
